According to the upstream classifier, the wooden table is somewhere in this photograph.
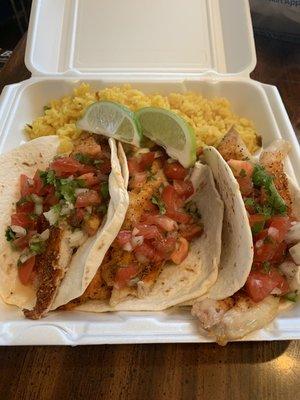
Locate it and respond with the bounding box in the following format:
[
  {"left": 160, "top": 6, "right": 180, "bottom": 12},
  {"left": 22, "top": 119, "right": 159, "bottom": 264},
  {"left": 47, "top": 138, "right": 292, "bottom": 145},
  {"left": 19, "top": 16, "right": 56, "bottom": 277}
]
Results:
[{"left": 0, "top": 33, "right": 299, "bottom": 400}]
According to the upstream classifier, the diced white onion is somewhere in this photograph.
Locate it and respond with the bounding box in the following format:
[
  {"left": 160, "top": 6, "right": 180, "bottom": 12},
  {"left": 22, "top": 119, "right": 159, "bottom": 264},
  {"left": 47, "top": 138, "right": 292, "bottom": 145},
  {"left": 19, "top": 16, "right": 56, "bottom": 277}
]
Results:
[
  {"left": 86, "top": 206, "right": 92, "bottom": 214},
  {"left": 69, "top": 230, "right": 87, "bottom": 248},
  {"left": 39, "top": 229, "right": 50, "bottom": 241},
  {"left": 75, "top": 188, "right": 89, "bottom": 196},
  {"left": 134, "top": 148, "right": 150, "bottom": 156},
  {"left": 154, "top": 151, "right": 163, "bottom": 158},
  {"left": 132, "top": 227, "right": 139, "bottom": 236},
  {"left": 43, "top": 208, "right": 59, "bottom": 226},
  {"left": 268, "top": 227, "right": 279, "bottom": 239},
  {"left": 34, "top": 203, "right": 43, "bottom": 216},
  {"left": 135, "top": 253, "right": 149, "bottom": 264},
  {"left": 167, "top": 158, "right": 176, "bottom": 164},
  {"left": 286, "top": 222, "right": 300, "bottom": 244},
  {"left": 123, "top": 242, "right": 133, "bottom": 252},
  {"left": 10, "top": 225, "right": 27, "bottom": 237},
  {"left": 19, "top": 252, "right": 33, "bottom": 264},
  {"left": 31, "top": 194, "right": 43, "bottom": 204},
  {"left": 60, "top": 204, "right": 72, "bottom": 216},
  {"left": 131, "top": 235, "right": 144, "bottom": 247},
  {"left": 289, "top": 242, "right": 300, "bottom": 265}
]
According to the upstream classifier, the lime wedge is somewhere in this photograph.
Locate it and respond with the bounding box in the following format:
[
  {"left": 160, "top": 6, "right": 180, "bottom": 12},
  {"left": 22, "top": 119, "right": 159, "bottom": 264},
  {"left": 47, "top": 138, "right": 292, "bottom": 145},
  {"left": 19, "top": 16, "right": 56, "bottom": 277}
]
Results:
[
  {"left": 77, "top": 101, "right": 142, "bottom": 147},
  {"left": 136, "top": 107, "right": 196, "bottom": 167}
]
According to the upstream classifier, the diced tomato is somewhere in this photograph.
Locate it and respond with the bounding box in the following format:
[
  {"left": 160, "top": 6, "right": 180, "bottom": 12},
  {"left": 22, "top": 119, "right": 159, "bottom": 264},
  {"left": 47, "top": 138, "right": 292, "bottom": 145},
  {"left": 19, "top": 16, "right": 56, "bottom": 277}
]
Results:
[
  {"left": 173, "top": 179, "right": 194, "bottom": 199},
  {"left": 11, "top": 212, "right": 35, "bottom": 229},
  {"left": 117, "top": 230, "right": 132, "bottom": 246},
  {"left": 142, "top": 215, "right": 178, "bottom": 232},
  {"left": 13, "top": 235, "right": 31, "bottom": 251},
  {"left": 163, "top": 161, "right": 188, "bottom": 180},
  {"left": 249, "top": 214, "right": 266, "bottom": 234},
  {"left": 171, "top": 237, "right": 189, "bottom": 264},
  {"left": 228, "top": 159, "right": 254, "bottom": 196},
  {"left": 267, "top": 216, "right": 291, "bottom": 243},
  {"left": 78, "top": 164, "right": 97, "bottom": 175},
  {"left": 245, "top": 267, "right": 289, "bottom": 302},
  {"left": 130, "top": 172, "right": 147, "bottom": 189},
  {"left": 44, "top": 192, "right": 59, "bottom": 207},
  {"left": 75, "top": 190, "right": 101, "bottom": 208},
  {"left": 152, "top": 236, "right": 177, "bottom": 259},
  {"left": 134, "top": 224, "right": 164, "bottom": 241},
  {"left": 139, "top": 152, "right": 155, "bottom": 169},
  {"left": 179, "top": 223, "right": 203, "bottom": 241},
  {"left": 128, "top": 152, "right": 155, "bottom": 175},
  {"left": 18, "top": 256, "right": 36, "bottom": 286},
  {"left": 79, "top": 173, "right": 101, "bottom": 187},
  {"left": 98, "top": 159, "right": 111, "bottom": 175},
  {"left": 20, "top": 174, "right": 34, "bottom": 197},
  {"left": 114, "top": 264, "right": 139, "bottom": 289},
  {"left": 134, "top": 242, "right": 161, "bottom": 263},
  {"left": 260, "top": 187, "right": 268, "bottom": 204},
  {"left": 68, "top": 208, "right": 85, "bottom": 228},
  {"left": 271, "top": 241, "right": 287, "bottom": 264},
  {"left": 16, "top": 200, "right": 35, "bottom": 213},
  {"left": 228, "top": 159, "right": 254, "bottom": 178},
  {"left": 162, "top": 185, "right": 191, "bottom": 223},
  {"left": 32, "top": 170, "right": 44, "bottom": 195},
  {"left": 254, "top": 233, "right": 276, "bottom": 263},
  {"left": 49, "top": 157, "right": 82, "bottom": 177}
]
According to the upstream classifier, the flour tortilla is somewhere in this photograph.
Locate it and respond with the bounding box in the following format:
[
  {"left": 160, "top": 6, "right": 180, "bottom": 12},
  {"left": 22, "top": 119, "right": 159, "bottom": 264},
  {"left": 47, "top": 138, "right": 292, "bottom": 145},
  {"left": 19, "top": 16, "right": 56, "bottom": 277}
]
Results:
[
  {"left": 199, "top": 146, "right": 254, "bottom": 300},
  {"left": 76, "top": 162, "right": 224, "bottom": 312},
  {"left": 0, "top": 136, "right": 129, "bottom": 311}
]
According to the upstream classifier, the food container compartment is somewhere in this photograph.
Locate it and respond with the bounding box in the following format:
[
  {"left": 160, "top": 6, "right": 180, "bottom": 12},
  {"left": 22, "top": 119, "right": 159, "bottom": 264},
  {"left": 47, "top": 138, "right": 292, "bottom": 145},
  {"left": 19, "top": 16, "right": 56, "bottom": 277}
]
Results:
[{"left": 0, "top": 0, "right": 299, "bottom": 345}]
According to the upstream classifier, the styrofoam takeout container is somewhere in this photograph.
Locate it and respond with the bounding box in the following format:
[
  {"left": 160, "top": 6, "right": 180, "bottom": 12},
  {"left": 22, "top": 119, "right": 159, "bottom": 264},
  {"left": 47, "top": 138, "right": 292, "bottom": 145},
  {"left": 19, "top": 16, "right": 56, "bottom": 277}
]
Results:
[{"left": 0, "top": 0, "right": 299, "bottom": 345}]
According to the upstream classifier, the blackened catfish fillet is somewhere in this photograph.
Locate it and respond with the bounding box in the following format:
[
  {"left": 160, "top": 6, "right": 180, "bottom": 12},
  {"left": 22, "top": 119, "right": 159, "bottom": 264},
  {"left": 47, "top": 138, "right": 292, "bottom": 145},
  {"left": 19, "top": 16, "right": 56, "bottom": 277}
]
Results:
[{"left": 23, "top": 227, "right": 72, "bottom": 319}]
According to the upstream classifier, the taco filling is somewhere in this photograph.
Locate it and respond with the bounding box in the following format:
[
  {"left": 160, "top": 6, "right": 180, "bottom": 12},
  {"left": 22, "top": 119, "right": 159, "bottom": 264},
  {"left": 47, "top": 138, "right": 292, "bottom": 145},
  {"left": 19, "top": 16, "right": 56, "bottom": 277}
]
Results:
[
  {"left": 192, "top": 134, "right": 300, "bottom": 344},
  {"left": 71, "top": 148, "right": 205, "bottom": 307},
  {"left": 4, "top": 135, "right": 112, "bottom": 318}
]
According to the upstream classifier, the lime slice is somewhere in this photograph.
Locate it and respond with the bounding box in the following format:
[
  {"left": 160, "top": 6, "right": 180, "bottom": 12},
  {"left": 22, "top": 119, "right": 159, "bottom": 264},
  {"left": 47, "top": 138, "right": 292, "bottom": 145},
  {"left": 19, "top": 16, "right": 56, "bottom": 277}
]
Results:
[
  {"left": 136, "top": 107, "right": 196, "bottom": 167},
  {"left": 77, "top": 101, "right": 142, "bottom": 146}
]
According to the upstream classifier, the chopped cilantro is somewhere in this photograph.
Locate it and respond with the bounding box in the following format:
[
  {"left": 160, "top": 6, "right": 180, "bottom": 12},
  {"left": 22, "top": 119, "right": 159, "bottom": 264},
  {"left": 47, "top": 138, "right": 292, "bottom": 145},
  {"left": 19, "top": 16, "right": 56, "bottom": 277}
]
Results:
[
  {"left": 57, "top": 178, "right": 85, "bottom": 204},
  {"left": 98, "top": 204, "right": 108, "bottom": 214},
  {"left": 51, "top": 203, "right": 62, "bottom": 214},
  {"left": 251, "top": 222, "right": 264, "bottom": 235},
  {"left": 151, "top": 195, "right": 166, "bottom": 215},
  {"left": 239, "top": 168, "right": 247, "bottom": 178},
  {"left": 147, "top": 169, "right": 156, "bottom": 182},
  {"left": 262, "top": 261, "right": 271, "bottom": 273},
  {"left": 184, "top": 201, "right": 201, "bottom": 221},
  {"left": 43, "top": 105, "right": 51, "bottom": 112},
  {"left": 5, "top": 227, "right": 16, "bottom": 242},
  {"left": 74, "top": 153, "right": 94, "bottom": 165},
  {"left": 284, "top": 292, "right": 298, "bottom": 302},
  {"left": 100, "top": 182, "right": 109, "bottom": 199},
  {"left": 16, "top": 195, "right": 32, "bottom": 206},
  {"left": 244, "top": 198, "right": 255, "bottom": 208},
  {"left": 94, "top": 159, "right": 103, "bottom": 165},
  {"left": 29, "top": 241, "right": 45, "bottom": 255},
  {"left": 252, "top": 164, "right": 287, "bottom": 215},
  {"left": 40, "top": 170, "right": 57, "bottom": 186}
]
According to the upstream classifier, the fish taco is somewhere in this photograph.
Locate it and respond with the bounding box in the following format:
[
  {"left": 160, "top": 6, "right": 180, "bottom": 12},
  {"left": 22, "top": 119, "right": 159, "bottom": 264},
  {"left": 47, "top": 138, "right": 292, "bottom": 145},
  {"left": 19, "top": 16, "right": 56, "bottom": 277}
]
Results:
[
  {"left": 192, "top": 131, "right": 300, "bottom": 344},
  {"left": 0, "top": 135, "right": 129, "bottom": 319}
]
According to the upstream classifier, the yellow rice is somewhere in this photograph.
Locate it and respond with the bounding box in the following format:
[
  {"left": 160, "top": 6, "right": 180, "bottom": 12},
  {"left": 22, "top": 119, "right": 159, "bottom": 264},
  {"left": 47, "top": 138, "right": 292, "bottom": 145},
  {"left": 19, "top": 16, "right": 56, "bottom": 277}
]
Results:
[{"left": 26, "top": 83, "right": 260, "bottom": 154}]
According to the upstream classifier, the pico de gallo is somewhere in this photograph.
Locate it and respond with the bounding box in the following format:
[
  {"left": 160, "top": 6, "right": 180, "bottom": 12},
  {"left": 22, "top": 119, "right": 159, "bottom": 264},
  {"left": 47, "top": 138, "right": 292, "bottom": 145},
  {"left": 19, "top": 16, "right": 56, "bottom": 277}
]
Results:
[
  {"left": 228, "top": 159, "right": 299, "bottom": 303},
  {"left": 5, "top": 135, "right": 111, "bottom": 287},
  {"left": 102, "top": 147, "right": 203, "bottom": 297}
]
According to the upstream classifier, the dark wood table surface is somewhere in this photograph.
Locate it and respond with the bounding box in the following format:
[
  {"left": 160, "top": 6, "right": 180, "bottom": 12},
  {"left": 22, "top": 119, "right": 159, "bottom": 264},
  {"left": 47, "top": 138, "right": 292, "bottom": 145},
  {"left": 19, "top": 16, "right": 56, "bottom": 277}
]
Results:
[{"left": 0, "top": 33, "right": 299, "bottom": 400}]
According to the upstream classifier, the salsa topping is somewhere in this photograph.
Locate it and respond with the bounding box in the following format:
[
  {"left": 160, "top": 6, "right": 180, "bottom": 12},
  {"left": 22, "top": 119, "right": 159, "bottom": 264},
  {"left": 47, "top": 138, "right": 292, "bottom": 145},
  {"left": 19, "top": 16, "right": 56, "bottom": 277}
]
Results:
[
  {"left": 5, "top": 138, "right": 111, "bottom": 286},
  {"left": 113, "top": 149, "right": 203, "bottom": 291},
  {"left": 228, "top": 159, "right": 296, "bottom": 303}
]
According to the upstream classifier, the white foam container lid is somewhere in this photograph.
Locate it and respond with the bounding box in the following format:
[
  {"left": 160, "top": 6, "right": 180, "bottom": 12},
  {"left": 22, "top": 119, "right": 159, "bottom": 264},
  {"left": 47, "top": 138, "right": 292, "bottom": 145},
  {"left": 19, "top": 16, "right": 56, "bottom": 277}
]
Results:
[{"left": 0, "top": 0, "right": 299, "bottom": 345}]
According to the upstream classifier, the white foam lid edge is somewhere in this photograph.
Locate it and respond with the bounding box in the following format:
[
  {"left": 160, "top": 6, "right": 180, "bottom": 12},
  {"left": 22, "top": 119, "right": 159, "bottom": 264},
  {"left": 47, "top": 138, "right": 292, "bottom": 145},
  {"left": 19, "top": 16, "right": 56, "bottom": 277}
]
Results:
[{"left": 25, "top": 0, "right": 256, "bottom": 77}]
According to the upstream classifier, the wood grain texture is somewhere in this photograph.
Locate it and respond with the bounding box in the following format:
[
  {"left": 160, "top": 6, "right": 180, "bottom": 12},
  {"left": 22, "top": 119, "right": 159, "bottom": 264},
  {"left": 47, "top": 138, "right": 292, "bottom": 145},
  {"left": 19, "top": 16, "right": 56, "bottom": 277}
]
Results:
[{"left": 0, "top": 33, "right": 299, "bottom": 400}]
